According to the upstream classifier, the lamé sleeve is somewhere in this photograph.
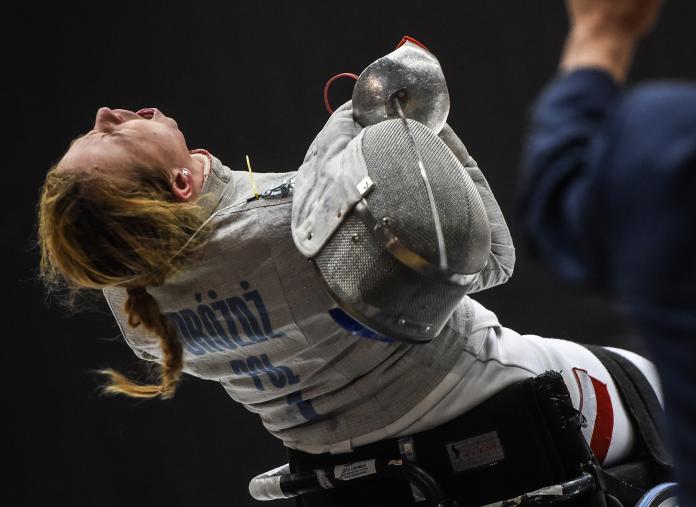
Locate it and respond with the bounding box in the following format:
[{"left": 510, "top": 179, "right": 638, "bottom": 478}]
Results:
[{"left": 439, "top": 124, "right": 515, "bottom": 293}]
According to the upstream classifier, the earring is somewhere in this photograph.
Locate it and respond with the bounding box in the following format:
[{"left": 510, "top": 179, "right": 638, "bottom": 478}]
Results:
[{"left": 181, "top": 168, "right": 191, "bottom": 177}]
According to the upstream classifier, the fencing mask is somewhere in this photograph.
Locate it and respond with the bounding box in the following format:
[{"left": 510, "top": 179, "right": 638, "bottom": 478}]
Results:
[{"left": 292, "top": 38, "right": 514, "bottom": 343}]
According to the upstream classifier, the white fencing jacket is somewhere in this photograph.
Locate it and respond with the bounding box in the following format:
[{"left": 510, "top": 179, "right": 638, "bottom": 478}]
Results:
[{"left": 104, "top": 155, "right": 648, "bottom": 464}]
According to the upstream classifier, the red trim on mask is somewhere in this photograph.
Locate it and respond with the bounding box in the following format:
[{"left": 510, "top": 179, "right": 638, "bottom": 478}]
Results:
[{"left": 397, "top": 36, "right": 430, "bottom": 52}]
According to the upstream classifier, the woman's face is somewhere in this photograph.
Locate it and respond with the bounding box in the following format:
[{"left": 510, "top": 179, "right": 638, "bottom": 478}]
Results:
[{"left": 60, "top": 107, "right": 192, "bottom": 177}]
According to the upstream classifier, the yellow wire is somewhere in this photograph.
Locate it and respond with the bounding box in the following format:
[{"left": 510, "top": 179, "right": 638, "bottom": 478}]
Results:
[{"left": 246, "top": 155, "right": 260, "bottom": 199}]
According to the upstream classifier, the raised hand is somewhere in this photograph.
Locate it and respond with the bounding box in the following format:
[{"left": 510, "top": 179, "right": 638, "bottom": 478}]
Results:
[{"left": 561, "top": 0, "right": 665, "bottom": 82}]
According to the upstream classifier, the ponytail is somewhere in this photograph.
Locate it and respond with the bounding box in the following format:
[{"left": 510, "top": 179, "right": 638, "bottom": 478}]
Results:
[{"left": 100, "top": 287, "right": 183, "bottom": 399}]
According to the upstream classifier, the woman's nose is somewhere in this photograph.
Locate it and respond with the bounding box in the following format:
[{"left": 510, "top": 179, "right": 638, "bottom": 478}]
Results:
[{"left": 93, "top": 107, "right": 121, "bottom": 132}]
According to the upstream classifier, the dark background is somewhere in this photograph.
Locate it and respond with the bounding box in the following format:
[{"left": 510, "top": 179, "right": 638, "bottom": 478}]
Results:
[{"left": 6, "top": 1, "right": 696, "bottom": 506}]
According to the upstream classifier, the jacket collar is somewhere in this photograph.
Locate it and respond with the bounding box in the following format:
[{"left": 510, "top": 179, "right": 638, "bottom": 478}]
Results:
[{"left": 199, "top": 154, "right": 234, "bottom": 216}]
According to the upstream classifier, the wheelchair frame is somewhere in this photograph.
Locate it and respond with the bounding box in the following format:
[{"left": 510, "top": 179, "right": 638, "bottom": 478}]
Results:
[{"left": 248, "top": 368, "right": 676, "bottom": 507}]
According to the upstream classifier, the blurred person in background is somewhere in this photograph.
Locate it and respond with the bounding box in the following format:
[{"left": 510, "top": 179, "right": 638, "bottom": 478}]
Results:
[{"left": 521, "top": 0, "right": 696, "bottom": 504}]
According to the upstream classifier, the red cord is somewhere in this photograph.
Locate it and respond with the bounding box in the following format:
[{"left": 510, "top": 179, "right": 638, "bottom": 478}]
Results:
[
  {"left": 323, "top": 72, "right": 359, "bottom": 114},
  {"left": 322, "top": 37, "right": 427, "bottom": 114}
]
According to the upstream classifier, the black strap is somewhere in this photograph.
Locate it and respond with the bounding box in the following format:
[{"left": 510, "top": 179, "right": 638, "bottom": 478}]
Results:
[
  {"left": 594, "top": 466, "right": 648, "bottom": 506},
  {"left": 584, "top": 345, "right": 672, "bottom": 469}
]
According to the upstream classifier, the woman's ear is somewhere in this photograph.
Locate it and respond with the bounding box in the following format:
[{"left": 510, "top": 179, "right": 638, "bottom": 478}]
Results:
[{"left": 170, "top": 168, "right": 194, "bottom": 202}]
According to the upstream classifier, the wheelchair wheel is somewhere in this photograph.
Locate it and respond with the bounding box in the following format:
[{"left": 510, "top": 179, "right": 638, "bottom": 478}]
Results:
[{"left": 635, "top": 483, "right": 679, "bottom": 507}]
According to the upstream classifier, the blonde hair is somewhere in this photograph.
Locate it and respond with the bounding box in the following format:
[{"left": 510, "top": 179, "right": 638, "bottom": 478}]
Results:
[{"left": 38, "top": 162, "right": 212, "bottom": 399}]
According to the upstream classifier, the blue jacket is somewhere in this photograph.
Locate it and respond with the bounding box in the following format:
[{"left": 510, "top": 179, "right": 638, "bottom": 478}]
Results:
[{"left": 521, "top": 69, "right": 696, "bottom": 505}]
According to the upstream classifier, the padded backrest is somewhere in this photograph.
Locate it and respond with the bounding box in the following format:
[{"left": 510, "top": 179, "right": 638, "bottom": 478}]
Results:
[{"left": 413, "top": 371, "right": 603, "bottom": 506}]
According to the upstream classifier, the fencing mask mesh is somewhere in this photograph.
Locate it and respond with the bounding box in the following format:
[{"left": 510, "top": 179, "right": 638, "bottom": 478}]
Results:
[{"left": 312, "top": 118, "right": 490, "bottom": 343}]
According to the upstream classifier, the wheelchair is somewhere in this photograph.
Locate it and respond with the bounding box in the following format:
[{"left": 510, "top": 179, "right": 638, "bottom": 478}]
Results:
[{"left": 249, "top": 366, "right": 679, "bottom": 507}]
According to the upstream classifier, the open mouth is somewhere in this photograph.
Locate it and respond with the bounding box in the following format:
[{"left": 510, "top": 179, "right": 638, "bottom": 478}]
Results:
[{"left": 136, "top": 108, "right": 155, "bottom": 119}]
